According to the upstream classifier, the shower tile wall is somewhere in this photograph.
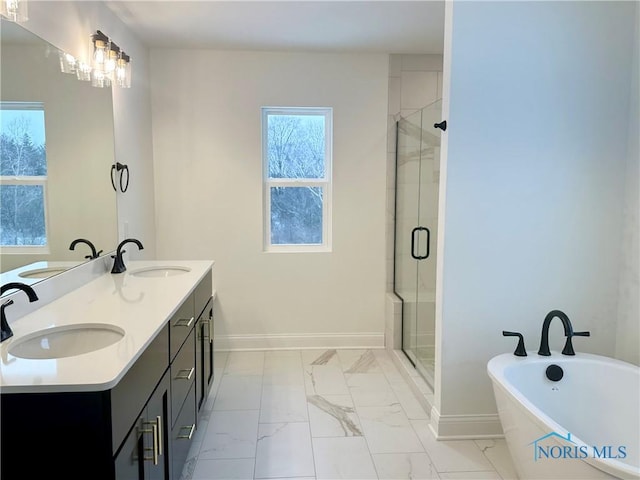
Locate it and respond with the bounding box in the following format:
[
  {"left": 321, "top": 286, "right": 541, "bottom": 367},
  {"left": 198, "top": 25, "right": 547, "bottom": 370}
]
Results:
[{"left": 386, "top": 54, "right": 443, "bottom": 348}]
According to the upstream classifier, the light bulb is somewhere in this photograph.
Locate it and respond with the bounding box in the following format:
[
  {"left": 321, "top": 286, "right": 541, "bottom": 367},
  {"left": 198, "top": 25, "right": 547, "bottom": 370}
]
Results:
[
  {"left": 105, "top": 48, "right": 118, "bottom": 79},
  {"left": 92, "top": 39, "right": 107, "bottom": 73},
  {"left": 116, "top": 53, "right": 131, "bottom": 88}
]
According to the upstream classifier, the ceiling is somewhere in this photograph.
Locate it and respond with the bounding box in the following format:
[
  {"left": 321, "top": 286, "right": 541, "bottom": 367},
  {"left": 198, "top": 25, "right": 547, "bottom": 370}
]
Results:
[{"left": 104, "top": 1, "right": 445, "bottom": 54}]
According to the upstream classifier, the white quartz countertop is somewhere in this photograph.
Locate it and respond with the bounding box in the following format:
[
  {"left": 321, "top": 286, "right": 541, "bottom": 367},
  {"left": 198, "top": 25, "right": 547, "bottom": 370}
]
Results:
[{"left": 0, "top": 260, "right": 214, "bottom": 394}]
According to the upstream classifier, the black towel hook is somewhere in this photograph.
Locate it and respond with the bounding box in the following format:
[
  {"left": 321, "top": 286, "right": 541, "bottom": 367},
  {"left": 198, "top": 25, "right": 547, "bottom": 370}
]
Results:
[{"left": 434, "top": 120, "right": 447, "bottom": 131}]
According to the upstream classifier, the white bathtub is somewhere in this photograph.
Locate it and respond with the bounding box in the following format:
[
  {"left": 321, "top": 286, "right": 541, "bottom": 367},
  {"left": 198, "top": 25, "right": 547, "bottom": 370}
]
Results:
[{"left": 487, "top": 352, "right": 639, "bottom": 479}]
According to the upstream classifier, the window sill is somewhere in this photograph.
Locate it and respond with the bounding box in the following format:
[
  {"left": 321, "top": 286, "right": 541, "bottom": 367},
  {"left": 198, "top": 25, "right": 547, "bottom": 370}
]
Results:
[{"left": 264, "top": 245, "right": 332, "bottom": 254}]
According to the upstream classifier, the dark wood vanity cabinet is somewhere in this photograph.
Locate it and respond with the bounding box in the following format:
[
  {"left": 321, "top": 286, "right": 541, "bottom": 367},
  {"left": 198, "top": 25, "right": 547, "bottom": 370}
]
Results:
[
  {"left": 115, "top": 371, "right": 171, "bottom": 480},
  {"left": 196, "top": 296, "right": 214, "bottom": 413},
  {"left": 0, "top": 269, "right": 213, "bottom": 480}
]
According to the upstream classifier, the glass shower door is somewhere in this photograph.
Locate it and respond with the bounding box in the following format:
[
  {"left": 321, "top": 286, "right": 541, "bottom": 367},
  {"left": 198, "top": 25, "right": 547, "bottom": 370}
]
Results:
[
  {"left": 394, "top": 109, "right": 423, "bottom": 366},
  {"left": 394, "top": 100, "right": 442, "bottom": 387}
]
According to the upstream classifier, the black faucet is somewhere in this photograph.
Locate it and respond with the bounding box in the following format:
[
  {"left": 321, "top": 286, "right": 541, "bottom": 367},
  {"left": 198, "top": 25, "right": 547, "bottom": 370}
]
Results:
[
  {"left": 111, "top": 238, "right": 144, "bottom": 274},
  {"left": 1, "top": 283, "right": 39, "bottom": 342},
  {"left": 69, "top": 238, "right": 103, "bottom": 259},
  {"left": 537, "top": 309, "right": 590, "bottom": 356}
]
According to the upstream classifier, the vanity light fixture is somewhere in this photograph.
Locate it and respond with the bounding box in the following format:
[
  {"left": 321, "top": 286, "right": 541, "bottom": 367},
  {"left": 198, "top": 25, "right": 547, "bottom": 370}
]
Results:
[
  {"left": 89, "top": 30, "right": 132, "bottom": 88},
  {"left": 57, "top": 31, "right": 132, "bottom": 88},
  {"left": 1, "top": 0, "right": 27, "bottom": 22}
]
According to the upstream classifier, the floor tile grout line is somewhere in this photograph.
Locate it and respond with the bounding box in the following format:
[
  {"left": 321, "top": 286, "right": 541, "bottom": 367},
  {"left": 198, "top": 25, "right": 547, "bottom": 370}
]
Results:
[
  {"left": 184, "top": 351, "right": 230, "bottom": 479},
  {"left": 300, "top": 349, "right": 319, "bottom": 480},
  {"left": 346, "top": 349, "right": 382, "bottom": 479},
  {"left": 251, "top": 350, "right": 266, "bottom": 480}
]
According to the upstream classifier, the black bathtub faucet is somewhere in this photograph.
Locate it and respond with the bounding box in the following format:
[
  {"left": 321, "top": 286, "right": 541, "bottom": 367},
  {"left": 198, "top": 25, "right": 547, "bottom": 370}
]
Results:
[
  {"left": 503, "top": 331, "right": 527, "bottom": 356},
  {"left": 111, "top": 238, "right": 144, "bottom": 274},
  {"left": 537, "top": 309, "right": 590, "bottom": 356}
]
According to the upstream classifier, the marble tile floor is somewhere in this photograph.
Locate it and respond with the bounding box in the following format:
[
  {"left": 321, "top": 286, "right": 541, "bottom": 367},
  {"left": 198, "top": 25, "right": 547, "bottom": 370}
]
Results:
[{"left": 181, "top": 349, "right": 518, "bottom": 480}]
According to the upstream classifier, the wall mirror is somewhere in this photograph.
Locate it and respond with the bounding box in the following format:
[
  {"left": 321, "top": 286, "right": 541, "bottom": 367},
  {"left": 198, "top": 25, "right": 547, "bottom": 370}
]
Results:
[{"left": 0, "top": 18, "right": 118, "bottom": 285}]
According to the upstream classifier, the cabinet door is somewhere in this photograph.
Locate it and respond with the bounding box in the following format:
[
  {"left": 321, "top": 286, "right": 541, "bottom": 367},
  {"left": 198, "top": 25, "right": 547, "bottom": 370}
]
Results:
[
  {"left": 196, "top": 315, "right": 204, "bottom": 412},
  {"left": 114, "top": 417, "right": 144, "bottom": 480},
  {"left": 143, "top": 372, "right": 171, "bottom": 480},
  {"left": 204, "top": 301, "right": 214, "bottom": 388},
  {"left": 196, "top": 298, "right": 214, "bottom": 414}
]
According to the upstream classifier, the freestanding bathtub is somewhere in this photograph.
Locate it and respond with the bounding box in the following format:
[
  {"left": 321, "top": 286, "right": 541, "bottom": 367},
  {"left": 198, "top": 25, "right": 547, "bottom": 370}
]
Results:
[{"left": 487, "top": 352, "right": 639, "bottom": 479}]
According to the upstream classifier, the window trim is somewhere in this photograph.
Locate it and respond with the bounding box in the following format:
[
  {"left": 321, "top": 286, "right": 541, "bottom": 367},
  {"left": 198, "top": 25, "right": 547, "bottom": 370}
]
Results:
[
  {"left": 262, "top": 106, "right": 333, "bottom": 253},
  {"left": 0, "top": 101, "right": 50, "bottom": 253}
]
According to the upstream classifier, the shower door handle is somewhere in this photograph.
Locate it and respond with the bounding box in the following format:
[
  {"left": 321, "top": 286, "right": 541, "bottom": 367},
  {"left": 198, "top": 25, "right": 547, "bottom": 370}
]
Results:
[{"left": 411, "top": 227, "right": 430, "bottom": 260}]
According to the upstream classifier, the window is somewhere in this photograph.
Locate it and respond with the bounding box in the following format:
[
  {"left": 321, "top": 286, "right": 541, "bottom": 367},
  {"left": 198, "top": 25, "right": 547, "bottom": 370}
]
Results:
[
  {"left": 262, "top": 107, "right": 332, "bottom": 252},
  {"left": 0, "top": 102, "right": 49, "bottom": 252}
]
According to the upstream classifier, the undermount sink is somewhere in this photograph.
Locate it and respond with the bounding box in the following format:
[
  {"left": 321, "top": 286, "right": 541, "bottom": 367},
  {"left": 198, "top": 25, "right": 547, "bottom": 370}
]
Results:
[
  {"left": 18, "top": 267, "right": 68, "bottom": 279},
  {"left": 8, "top": 324, "right": 125, "bottom": 360},
  {"left": 129, "top": 266, "right": 191, "bottom": 278}
]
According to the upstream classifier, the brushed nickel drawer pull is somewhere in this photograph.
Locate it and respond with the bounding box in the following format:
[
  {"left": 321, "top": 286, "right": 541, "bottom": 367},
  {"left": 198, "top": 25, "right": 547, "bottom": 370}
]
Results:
[
  {"left": 203, "top": 319, "right": 210, "bottom": 341},
  {"left": 175, "top": 367, "right": 194, "bottom": 380},
  {"left": 177, "top": 424, "right": 196, "bottom": 440},
  {"left": 174, "top": 316, "right": 194, "bottom": 328},
  {"left": 141, "top": 422, "right": 158, "bottom": 465},
  {"left": 156, "top": 415, "right": 163, "bottom": 456}
]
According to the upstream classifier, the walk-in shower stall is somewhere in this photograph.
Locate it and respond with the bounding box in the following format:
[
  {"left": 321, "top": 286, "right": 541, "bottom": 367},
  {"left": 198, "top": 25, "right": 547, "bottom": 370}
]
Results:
[{"left": 394, "top": 100, "right": 443, "bottom": 388}]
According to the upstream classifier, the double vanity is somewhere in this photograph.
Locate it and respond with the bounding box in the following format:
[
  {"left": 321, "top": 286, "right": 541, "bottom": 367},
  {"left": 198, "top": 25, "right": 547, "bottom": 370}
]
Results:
[{"left": 0, "top": 260, "right": 215, "bottom": 480}]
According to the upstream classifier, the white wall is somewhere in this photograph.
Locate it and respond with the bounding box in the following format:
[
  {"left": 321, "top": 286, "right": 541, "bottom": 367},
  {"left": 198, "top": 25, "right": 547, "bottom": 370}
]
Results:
[
  {"left": 434, "top": 0, "right": 637, "bottom": 437},
  {"left": 24, "top": 0, "right": 157, "bottom": 258},
  {"left": 616, "top": 4, "right": 640, "bottom": 366},
  {"left": 150, "top": 50, "right": 388, "bottom": 349}
]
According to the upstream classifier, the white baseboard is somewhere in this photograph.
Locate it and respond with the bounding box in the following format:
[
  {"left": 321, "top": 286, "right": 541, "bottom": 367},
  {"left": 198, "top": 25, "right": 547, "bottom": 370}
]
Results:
[
  {"left": 429, "top": 406, "right": 504, "bottom": 439},
  {"left": 214, "top": 332, "right": 385, "bottom": 351}
]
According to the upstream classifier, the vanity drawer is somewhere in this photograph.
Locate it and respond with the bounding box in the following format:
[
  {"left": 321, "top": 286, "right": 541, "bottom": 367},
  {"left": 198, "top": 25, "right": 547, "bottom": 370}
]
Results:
[
  {"left": 171, "top": 382, "right": 196, "bottom": 480},
  {"left": 169, "top": 293, "right": 195, "bottom": 361},
  {"left": 170, "top": 328, "right": 195, "bottom": 427}
]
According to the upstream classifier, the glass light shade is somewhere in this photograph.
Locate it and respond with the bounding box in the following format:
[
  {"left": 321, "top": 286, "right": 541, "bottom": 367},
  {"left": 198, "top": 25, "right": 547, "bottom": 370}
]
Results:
[
  {"left": 92, "top": 39, "right": 107, "bottom": 73},
  {"left": 1, "top": 0, "right": 27, "bottom": 22},
  {"left": 115, "top": 56, "right": 131, "bottom": 88},
  {"left": 105, "top": 48, "right": 118, "bottom": 79},
  {"left": 76, "top": 61, "right": 92, "bottom": 81},
  {"left": 58, "top": 51, "right": 77, "bottom": 74},
  {"left": 91, "top": 68, "right": 110, "bottom": 88}
]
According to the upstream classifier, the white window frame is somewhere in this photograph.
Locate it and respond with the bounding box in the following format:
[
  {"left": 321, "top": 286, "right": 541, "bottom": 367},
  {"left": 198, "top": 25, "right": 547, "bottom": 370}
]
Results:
[
  {"left": 0, "top": 101, "right": 50, "bottom": 254},
  {"left": 262, "top": 106, "right": 332, "bottom": 253}
]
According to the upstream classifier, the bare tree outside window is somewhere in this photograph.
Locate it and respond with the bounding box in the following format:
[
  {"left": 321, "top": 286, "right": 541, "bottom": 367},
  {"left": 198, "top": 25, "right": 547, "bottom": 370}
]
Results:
[
  {"left": 0, "top": 104, "right": 48, "bottom": 247},
  {"left": 263, "top": 108, "right": 332, "bottom": 250}
]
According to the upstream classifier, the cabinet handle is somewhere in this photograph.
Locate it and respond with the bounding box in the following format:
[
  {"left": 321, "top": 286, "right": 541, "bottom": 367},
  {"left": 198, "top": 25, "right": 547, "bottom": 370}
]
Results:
[
  {"left": 203, "top": 318, "right": 210, "bottom": 341},
  {"left": 156, "top": 415, "right": 163, "bottom": 456},
  {"left": 141, "top": 422, "right": 158, "bottom": 465},
  {"left": 175, "top": 367, "right": 195, "bottom": 380},
  {"left": 177, "top": 424, "right": 196, "bottom": 440},
  {"left": 174, "top": 316, "right": 194, "bottom": 328},
  {"left": 209, "top": 310, "right": 214, "bottom": 345}
]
